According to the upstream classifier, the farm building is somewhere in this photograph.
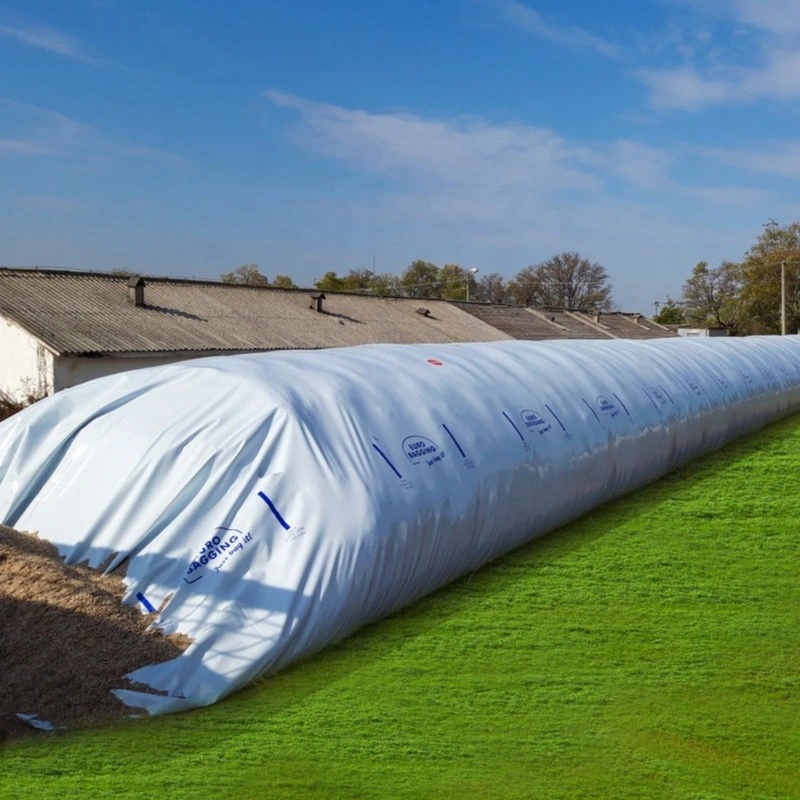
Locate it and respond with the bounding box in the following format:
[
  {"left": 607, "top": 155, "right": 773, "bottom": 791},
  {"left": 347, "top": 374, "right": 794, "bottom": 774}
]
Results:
[
  {"left": 0, "top": 268, "right": 510, "bottom": 398},
  {"left": 677, "top": 326, "right": 730, "bottom": 337},
  {"left": 0, "top": 267, "right": 674, "bottom": 399},
  {"left": 449, "top": 302, "right": 676, "bottom": 341}
]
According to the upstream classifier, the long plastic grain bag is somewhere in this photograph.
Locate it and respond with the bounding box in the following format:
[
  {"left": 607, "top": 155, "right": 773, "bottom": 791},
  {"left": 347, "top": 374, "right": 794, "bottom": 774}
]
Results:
[{"left": 1, "top": 337, "right": 799, "bottom": 714}]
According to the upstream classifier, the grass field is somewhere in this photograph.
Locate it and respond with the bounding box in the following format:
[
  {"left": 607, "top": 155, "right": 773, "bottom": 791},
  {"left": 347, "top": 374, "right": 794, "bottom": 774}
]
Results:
[{"left": 2, "top": 413, "right": 799, "bottom": 799}]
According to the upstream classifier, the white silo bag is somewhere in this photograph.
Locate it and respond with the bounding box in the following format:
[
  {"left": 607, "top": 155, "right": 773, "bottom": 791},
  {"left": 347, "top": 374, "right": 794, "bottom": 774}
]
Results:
[{"left": 1, "top": 336, "right": 799, "bottom": 714}]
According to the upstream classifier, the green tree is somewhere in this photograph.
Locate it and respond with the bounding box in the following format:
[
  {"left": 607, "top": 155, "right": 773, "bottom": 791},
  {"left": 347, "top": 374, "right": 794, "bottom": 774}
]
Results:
[
  {"left": 437, "top": 264, "right": 479, "bottom": 300},
  {"left": 220, "top": 264, "right": 270, "bottom": 286},
  {"left": 272, "top": 274, "right": 297, "bottom": 289},
  {"left": 341, "top": 270, "right": 378, "bottom": 292},
  {"left": 511, "top": 252, "right": 613, "bottom": 310},
  {"left": 314, "top": 271, "right": 345, "bottom": 292},
  {"left": 681, "top": 261, "right": 743, "bottom": 332},
  {"left": 365, "top": 273, "right": 396, "bottom": 295},
  {"left": 330, "top": 269, "right": 397, "bottom": 294},
  {"left": 400, "top": 260, "right": 440, "bottom": 298},
  {"left": 739, "top": 220, "right": 800, "bottom": 334},
  {"left": 654, "top": 298, "right": 686, "bottom": 325}
]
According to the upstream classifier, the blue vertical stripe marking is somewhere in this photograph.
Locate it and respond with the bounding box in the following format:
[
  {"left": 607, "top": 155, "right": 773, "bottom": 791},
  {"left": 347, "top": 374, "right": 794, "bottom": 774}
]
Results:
[
  {"left": 257, "top": 491, "right": 291, "bottom": 531},
  {"left": 545, "top": 404, "right": 567, "bottom": 432},
  {"left": 582, "top": 399, "right": 602, "bottom": 425},
  {"left": 658, "top": 384, "right": 675, "bottom": 405},
  {"left": 372, "top": 443, "right": 403, "bottom": 480},
  {"left": 136, "top": 592, "right": 156, "bottom": 613},
  {"left": 502, "top": 411, "right": 525, "bottom": 441},
  {"left": 612, "top": 393, "right": 631, "bottom": 416},
  {"left": 442, "top": 423, "right": 466, "bottom": 458}
]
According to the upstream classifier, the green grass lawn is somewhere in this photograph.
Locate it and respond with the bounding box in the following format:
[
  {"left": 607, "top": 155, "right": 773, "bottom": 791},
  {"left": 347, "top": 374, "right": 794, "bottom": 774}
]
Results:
[{"left": 2, "top": 414, "right": 800, "bottom": 799}]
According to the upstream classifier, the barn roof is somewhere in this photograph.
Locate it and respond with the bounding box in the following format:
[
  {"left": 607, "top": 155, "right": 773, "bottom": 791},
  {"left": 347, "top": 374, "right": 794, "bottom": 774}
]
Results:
[
  {"left": 450, "top": 303, "right": 675, "bottom": 341},
  {"left": 0, "top": 268, "right": 674, "bottom": 356},
  {"left": 0, "top": 269, "right": 511, "bottom": 356},
  {"left": 570, "top": 310, "right": 676, "bottom": 339}
]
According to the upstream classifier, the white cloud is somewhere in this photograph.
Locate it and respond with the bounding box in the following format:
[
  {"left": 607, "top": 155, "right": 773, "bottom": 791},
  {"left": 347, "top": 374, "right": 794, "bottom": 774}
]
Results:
[
  {"left": 598, "top": 141, "right": 675, "bottom": 190},
  {"left": 641, "top": 46, "right": 800, "bottom": 109},
  {"left": 267, "top": 89, "right": 612, "bottom": 194},
  {"left": 637, "top": 65, "right": 734, "bottom": 110},
  {"left": 639, "top": 1, "right": 800, "bottom": 109},
  {"left": 268, "top": 91, "right": 797, "bottom": 209},
  {"left": 741, "top": 48, "right": 800, "bottom": 98},
  {"left": 0, "top": 99, "right": 186, "bottom": 165},
  {"left": 674, "top": 0, "right": 800, "bottom": 36},
  {"left": 0, "top": 138, "right": 58, "bottom": 155},
  {"left": 0, "top": 100, "right": 93, "bottom": 155},
  {"left": 480, "top": 1, "right": 800, "bottom": 111},
  {"left": 0, "top": 22, "right": 95, "bottom": 63},
  {"left": 699, "top": 141, "right": 800, "bottom": 180},
  {"left": 734, "top": 0, "right": 800, "bottom": 34},
  {"left": 482, "top": 0, "right": 619, "bottom": 58}
]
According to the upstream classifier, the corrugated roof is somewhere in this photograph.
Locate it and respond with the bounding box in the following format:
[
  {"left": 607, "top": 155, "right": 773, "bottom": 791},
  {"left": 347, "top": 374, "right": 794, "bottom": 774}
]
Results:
[
  {"left": 569, "top": 311, "right": 677, "bottom": 339},
  {"left": 0, "top": 269, "right": 511, "bottom": 355},
  {"left": 448, "top": 303, "right": 584, "bottom": 340},
  {"left": 533, "top": 308, "right": 614, "bottom": 339},
  {"left": 452, "top": 302, "right": 675, "bottom": 341}
]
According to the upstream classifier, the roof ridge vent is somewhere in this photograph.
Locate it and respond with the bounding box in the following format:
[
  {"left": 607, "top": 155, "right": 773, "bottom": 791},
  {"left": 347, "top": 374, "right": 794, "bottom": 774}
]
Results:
[
  {"left": 309, "top": 292, "right": 326, "bottom": 313},
  {"left": 127, "top": 275, "right": 145, "bottom": 307}
]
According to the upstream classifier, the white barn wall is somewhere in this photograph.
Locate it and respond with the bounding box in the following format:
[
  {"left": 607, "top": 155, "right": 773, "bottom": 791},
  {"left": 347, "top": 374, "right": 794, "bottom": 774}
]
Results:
[
  {"left": 0, "top": 315, "right": 55, "bottom": 399},
  {"left": 53, "top": 353, "right": 211, "bottom": 392}
]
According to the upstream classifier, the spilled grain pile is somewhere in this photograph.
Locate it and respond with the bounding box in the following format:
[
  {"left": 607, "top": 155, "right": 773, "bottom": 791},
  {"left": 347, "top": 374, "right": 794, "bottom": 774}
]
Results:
[{"left": 0, "top": 525, "right": 190, "bottom": 741}]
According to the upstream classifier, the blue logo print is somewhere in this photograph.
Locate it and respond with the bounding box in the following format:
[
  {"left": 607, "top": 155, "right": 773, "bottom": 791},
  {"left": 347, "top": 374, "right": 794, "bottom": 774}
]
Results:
[
  {"left": 596, "top": 396, "right": 619, "bottom": 418},
  {"left": 403, "top": 435, "right": 445, "bottom": 467},
  {"left": 520, "top": 409, "right": 552, "bottom": 434},
  {"left": 685, "top": 378, "right": 703, "bottom": 397}
]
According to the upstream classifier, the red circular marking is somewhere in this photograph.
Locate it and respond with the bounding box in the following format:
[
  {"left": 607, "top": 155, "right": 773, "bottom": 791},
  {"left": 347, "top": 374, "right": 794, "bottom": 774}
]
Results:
[{"left": 427, "top": 358, "right": 444, "bottom": 367}]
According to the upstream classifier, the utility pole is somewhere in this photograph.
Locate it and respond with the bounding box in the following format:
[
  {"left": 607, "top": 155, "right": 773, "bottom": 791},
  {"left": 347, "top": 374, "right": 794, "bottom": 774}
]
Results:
[
  {"left": 782, "top": 259, "right": 787, "bottom": 336},
  {"left": 465, "top": 267, "right": 479, "bottom": 301},
  {"left": 653, "top": 300, "right": 660, "bottom": 317}
]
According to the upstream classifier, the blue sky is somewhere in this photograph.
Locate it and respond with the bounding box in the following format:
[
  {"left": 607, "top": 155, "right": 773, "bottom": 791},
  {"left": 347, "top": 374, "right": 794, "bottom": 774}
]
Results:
[{"left": 2, "top": 0, "right": 800, "bottom": 311}]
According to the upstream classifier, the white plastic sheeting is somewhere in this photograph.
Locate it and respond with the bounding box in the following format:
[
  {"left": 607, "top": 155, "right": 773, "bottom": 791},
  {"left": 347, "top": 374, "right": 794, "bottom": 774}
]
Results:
[{"left": 2, "top": 336, "right": 800, "bottom": 714}]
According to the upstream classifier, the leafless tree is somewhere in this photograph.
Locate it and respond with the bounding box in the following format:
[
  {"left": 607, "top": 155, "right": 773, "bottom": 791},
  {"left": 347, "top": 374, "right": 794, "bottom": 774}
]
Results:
[{"left": 511, "top": 252, "right": 613, "bottom": 310}]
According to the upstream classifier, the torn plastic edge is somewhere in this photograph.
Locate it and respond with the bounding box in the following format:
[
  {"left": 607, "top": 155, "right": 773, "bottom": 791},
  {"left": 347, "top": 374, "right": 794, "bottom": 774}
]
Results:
[{"left": 113, "top": 688, "right": 206, "bottom": 716}]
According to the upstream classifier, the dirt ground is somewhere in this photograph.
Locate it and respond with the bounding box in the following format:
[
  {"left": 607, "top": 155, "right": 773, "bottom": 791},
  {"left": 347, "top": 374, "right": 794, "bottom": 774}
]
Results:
[{"left": 0, "top": 525, "right": 191, "bottom": 742}]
